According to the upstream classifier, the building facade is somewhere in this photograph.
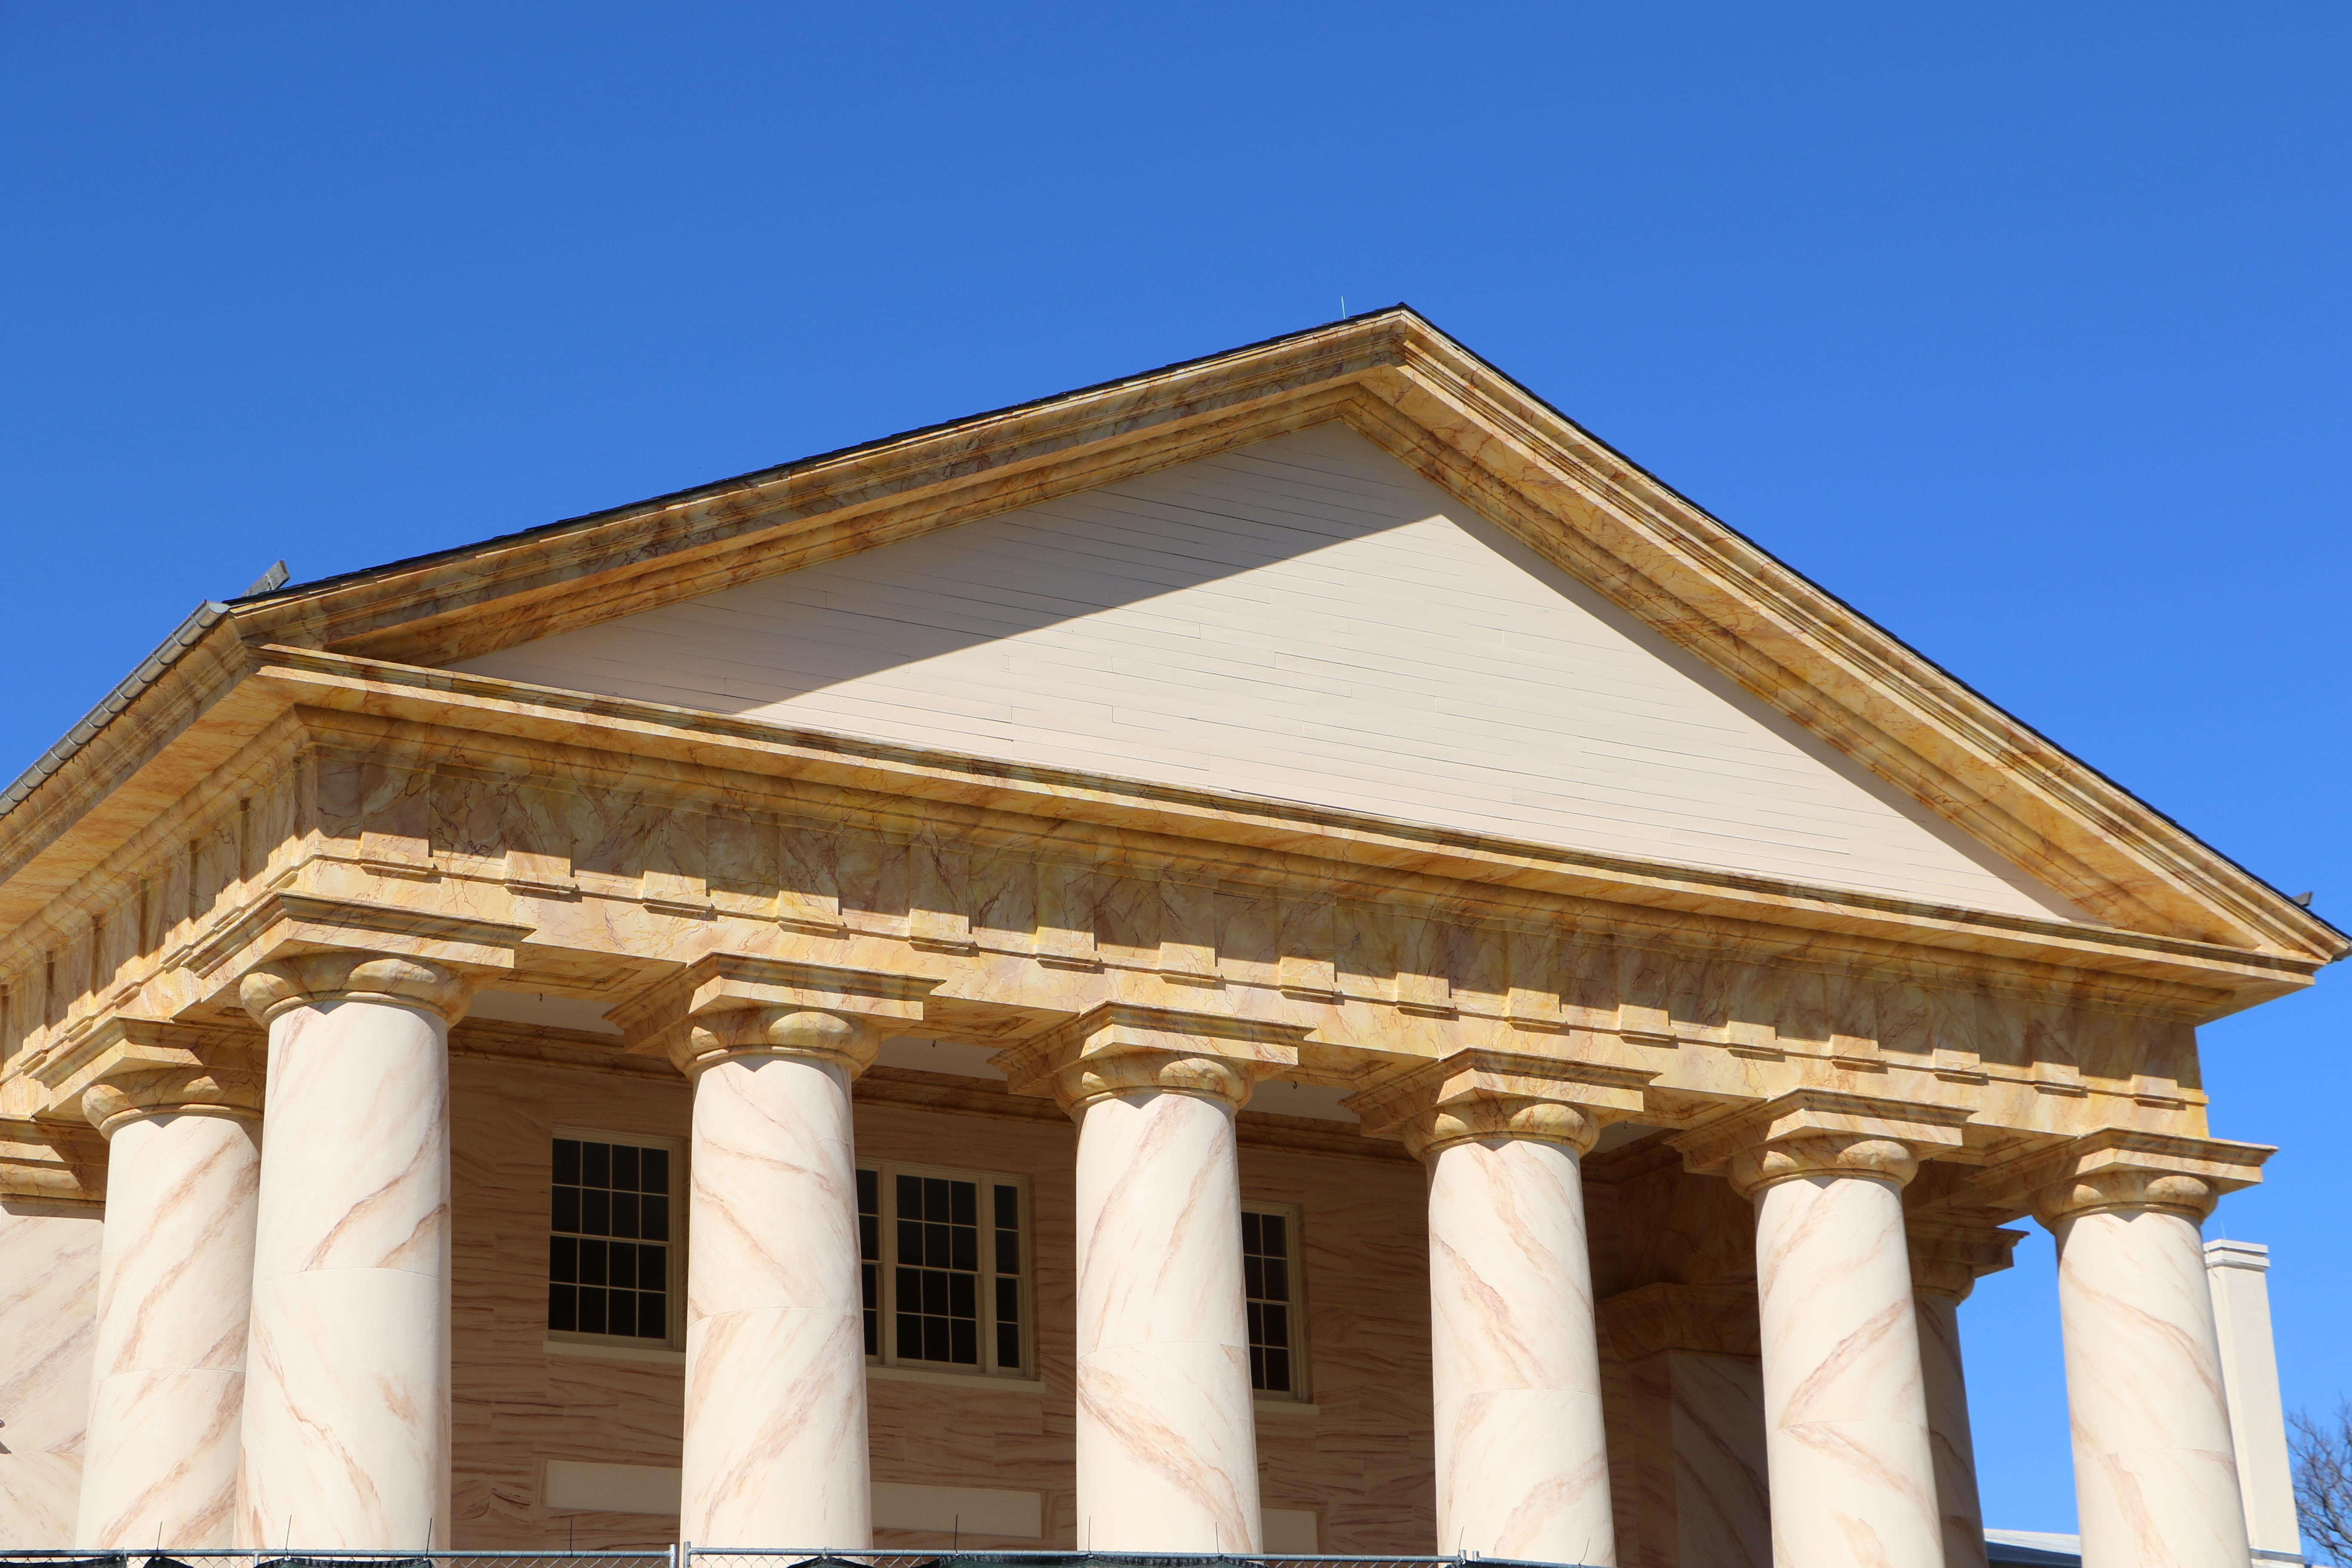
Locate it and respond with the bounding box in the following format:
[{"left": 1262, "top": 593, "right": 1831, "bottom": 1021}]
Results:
[{"left": 0, "top": 311, "right": 2337, "bottom": 1568}]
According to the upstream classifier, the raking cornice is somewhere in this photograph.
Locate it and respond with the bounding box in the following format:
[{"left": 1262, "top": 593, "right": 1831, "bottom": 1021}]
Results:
[{"left": 3, "top": 308, "right": 2340, "bottom": 974}]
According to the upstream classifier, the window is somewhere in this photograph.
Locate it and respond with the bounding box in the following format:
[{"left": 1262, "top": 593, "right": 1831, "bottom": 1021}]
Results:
[
  {"left": 548, "top": 1132, "right": 677, "bottom": 1344},
  {"left": 857, "top": 1161, "right": 1029, "bottom": 1377},
  {"left": 1243, "top": 1205, "right": 1305, "bottom": 1396}
]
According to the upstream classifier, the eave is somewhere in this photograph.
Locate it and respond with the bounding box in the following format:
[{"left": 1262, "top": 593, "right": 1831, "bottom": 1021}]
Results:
[{"left": 2, "top": 308, "right": 2340, "bottom": 974}]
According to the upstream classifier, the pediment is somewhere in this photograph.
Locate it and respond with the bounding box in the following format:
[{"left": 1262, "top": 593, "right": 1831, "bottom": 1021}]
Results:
[
  {"left": 454, "top": 425, "right": 2085, "bottom": 923},
  {"left": 4, "top": 309, "right": 2337, "bottom": 967}
]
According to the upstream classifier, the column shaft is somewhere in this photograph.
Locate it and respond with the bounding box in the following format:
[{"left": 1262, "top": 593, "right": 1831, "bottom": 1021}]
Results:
[
  {"left": 239, "top": 981, "right": 455, "bottom": 1549},
  {"left": 680, "top": 1049, "right": 870, "bottom": 1545},
  {"left": 2053, "top": 1198, "right": 2248, "bottom": 1568},
  {"left": 1914, "top": 1292, "right": 1988, "bottom": 1568},
  {"left": 1074, "top": 1084, "right": 1260, "bottom": 1552},
  {"left": 76, "top": 1109, "right": 260, "bottom": 1547},
  {"left": 1428, "top": 1136, "right": 1614, "bottom": 1564},
  {"left": 1750, "top": 1151, "right": 1941, "bottom": 1568}
]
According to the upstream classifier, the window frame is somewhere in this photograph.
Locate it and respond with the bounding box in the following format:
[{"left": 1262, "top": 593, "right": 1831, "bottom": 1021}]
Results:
[
  {"left": 859, "top": 1158, "right": 1035, "bottom": 1382},
  {"left": 546, "top": 1125, "right": 686, "bottom": 1352},
  {"left": 1242, "top": 1198, "right": 1310, "bottom": 1401}
]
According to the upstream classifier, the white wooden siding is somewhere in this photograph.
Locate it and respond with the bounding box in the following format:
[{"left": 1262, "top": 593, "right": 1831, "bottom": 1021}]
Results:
[{"left": 456, "top": 425, "right": 2080, "bottom": 919}]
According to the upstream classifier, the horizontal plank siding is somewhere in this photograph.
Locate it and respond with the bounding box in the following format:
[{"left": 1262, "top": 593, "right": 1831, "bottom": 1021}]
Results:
[{"left": 456, "top": 425, "right": 2076, "bottom": 919}]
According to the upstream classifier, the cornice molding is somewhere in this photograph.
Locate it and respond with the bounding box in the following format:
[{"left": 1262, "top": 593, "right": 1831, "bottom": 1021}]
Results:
[{"left": 2, "top": 309, "right": 2338, "bottom": 989}]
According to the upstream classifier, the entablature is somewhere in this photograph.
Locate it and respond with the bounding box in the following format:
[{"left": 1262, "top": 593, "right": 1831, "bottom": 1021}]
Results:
[{"left": 0, "top": 694, "right": 2266, "bottom": 1160}]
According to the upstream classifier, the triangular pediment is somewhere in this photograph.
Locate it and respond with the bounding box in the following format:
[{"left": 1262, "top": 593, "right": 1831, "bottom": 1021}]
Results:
[
  {"left": 5, "top": 309, "right": 2335, "bottom": 965},
  {"left": 455, "top": 425, "right": 2084, "bottom": 922}
]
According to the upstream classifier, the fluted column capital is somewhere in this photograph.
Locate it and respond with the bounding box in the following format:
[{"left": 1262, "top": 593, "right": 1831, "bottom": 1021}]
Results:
[
  {"left": 1345, "top": 1048, "right": 1653, "bottom": 1161},
  {"left": 83, "top": 1059, "right": 264, "bottom": 1136},
  {"left": 238, "top": 951, "right": 478, "bottom": 1027},
  {"left": 1673, "top": 1089, "right": 1972, "bottom": 1199},
  {"left": 1951, "top": 1128, "right": 2271, "bottom": 1228},
  {"left": 611, "top": 951, "right": 935, "bottom": 1079},
  {"left": 996, "top": 1001, "right": 1309, "bottom": 1116},
  {"left": 1906, "top": 1213, "right": 2024, "bottom": 1303},
  {"left": 20, "top": 1016, "right": 264, "bottom": 1135}
]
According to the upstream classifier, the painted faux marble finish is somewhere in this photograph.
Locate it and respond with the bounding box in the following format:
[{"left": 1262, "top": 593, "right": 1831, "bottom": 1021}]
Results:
[
  {"left": 680, "top": 1052, "right": 870, "bottom": 1547},
  {"left": 1914, "top": 1295, "right": 1988, "bottom": 1568},
  {"left": 1073, "top": 1089, "right": 1260, "bottom": 1553},
  {"left": 2055, "top": 1206, "right": 2249, "bottom": 1568},
  {"left": 0, "top": 1201, "right": 101, "bottom": 1548},
  {"left": 241, "top": 998, "right": 452, "bottom": 1550},
  {"left": 1752, "top": 1172, "right": 1940, "bottom": 1568},
  {"left": 77, "top": 1111, "right": 259, "bottom": 1548},
  {"left": 0, "top": 683, "right": 2264, "bottom": 1176},
  {"left": 1426, "top": 1137, "right": 1614, "bottom": 1565}
]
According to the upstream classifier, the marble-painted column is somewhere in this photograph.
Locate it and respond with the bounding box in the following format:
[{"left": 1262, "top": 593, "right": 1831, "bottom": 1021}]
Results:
[
  {"left": 74, "top": 1057, "right": 263, "bottom": 1548},
  {"left": 669, "top": 1005, "right": 878, "bottom": 1547},
  {"left": 2040, "top": 1168, "right": 2250, "bottom": 1568},
  {"left": 235, "top": 953, "right": 474, "bottom": 1550},
  {"left": 1908, "top": 1219, "right": 2019, "bottom": 1568},
  {"left": 1349, "top": 1051, "right": 1645, "bottom": 1566},
  {"left": 1735, "top": 1134, "right": 1942, "bottom": 1568},
  {"left": 1067, "top": 1047, "right": 1263, "bottom": 1553}
]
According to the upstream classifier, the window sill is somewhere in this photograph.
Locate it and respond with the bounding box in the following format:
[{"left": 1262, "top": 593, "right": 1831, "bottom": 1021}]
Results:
[
  {"left": 544, "top": 1338, "right": 685, "bottom": 1365},
  {"left": 870, "top": 1363, "right": 1044, "bottom": 1393},
  {"left": 541, "top": 1341, "right": 1046, "bottom": 1393},
  {"left": 1255, "top": 1397, "right": 1320, "bottom": 1417}
]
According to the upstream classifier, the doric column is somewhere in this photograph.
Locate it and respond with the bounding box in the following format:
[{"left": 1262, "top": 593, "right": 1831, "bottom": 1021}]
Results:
[
  {"left": 1906, "top": 1216, "right": 2021, "bottom": 1568},
  {"left": 1003, "top": 1004, "right": 1303, "bottom": 1553},
  {"left": 2030, "top": 1137, "right": 2267, "bottom": 1568},
  {"left": 234, "top": 952, "right": 476, "bottom": 1550},
  {"left": 1350, "top": 1050, "right": 1649, "bottom": 1566},
  {"left": 1677, "top": 1093, "right": 1968, "bottom": 1568},
  {"left": 73, "top": 1038, "right": 263, "bottom": 1548},
  {"left": 616, "top": 955, "right": 933, "bottom": 1548}
]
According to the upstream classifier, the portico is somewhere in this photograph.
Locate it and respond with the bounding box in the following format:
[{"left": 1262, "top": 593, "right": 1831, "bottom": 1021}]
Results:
[{"left": 0, "top": 310, "right": 2336, "bottom": 1568}]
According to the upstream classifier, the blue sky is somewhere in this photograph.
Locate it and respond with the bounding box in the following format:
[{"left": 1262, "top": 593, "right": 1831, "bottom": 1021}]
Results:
[{"left": 3, "top": 2, "right": 2345, "bottom": 1542}]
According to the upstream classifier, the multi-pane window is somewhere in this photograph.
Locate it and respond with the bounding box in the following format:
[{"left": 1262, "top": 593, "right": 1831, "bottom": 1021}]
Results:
[
  {"left": 857, "top": 1161, "right": 1027, "bottom": 1377},
  {"left": 1243, "top": 1206, "right": 1303, "bottom": 1395},
  {"left": 548, "top": 1134, "right": 674, "bottom": 1342}
]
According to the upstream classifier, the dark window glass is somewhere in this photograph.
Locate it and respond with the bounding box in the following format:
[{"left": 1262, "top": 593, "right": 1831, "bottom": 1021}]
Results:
[
  {"left": 858, "top": 1167, "right": 881, "bottom": 1358},
  {"left": 893, "top": 1172, "right": 981, "bottom": 1366},
  {"left": 993, "top": 1183, "right": 1022, "bottom": 1369},
  {"left": 550, "top": 1137, "right": 671, "bottom": 1341},
  {"left": 1243, "top": 1210, "right": 1295, "bottom": 1393}
]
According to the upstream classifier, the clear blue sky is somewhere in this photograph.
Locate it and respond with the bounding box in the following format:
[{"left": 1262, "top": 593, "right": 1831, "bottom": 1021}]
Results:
[{"left": 3, "top": 2, "right": 2345, "bottom": 1544}]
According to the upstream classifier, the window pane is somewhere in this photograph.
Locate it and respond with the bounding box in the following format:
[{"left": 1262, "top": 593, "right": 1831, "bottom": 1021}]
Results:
[
  {"left": 1242, "top": 1209, "right": 1296, "bottom": 1393},
  {"left": 551, "top": 1136, "right": 675, "bottom": 1340},
  {"left": 994, "top": 1184, "right": 1019, "bottom": 1231}
]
